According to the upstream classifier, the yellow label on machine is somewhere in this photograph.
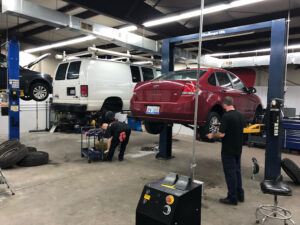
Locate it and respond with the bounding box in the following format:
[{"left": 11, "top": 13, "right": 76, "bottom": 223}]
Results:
[
  {"left": 144, "top": 194, "right": 151, "bottom": 200},
  {"left": 161, "top": 184, "right": 175, "bottom": 189},
  {"left": 10, "top": 106, "right": 19, "bottom": 112}
]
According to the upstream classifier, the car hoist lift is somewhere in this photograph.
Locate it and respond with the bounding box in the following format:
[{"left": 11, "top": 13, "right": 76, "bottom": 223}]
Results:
[
  {"left": 0, "top": 37, "right": 20, "bottom": 140},
  {"left": 136, "top": 19, "right": 288, "bottom": 225},
  {"left": 157, "top": 19, "right": 287, "bottom": 181},
  {"left": 0, "top": 37, "right": 19, "bottom": 196}
]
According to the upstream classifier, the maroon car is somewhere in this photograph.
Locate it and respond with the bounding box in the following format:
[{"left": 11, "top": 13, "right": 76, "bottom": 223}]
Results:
[{"left": 130, "top": 68, "right": 262, "bottom": 140}]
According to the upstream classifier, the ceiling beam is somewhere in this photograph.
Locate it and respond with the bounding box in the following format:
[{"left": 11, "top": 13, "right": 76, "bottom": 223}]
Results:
[
  {"left": 22, "top": 10, "right": 98, "bottom": 37},
  {"left": 203, "top": 7, "right": 300, "bottom": 31},
  {"left": 0, "top": 4, "right": 78, "bottom": 38}
]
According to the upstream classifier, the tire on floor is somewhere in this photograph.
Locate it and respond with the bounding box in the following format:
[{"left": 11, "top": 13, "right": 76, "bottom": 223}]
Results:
[
  {"left": 281, "top": 158, "right": 300, "bottom": 185},
  {"left": 0, "top": 138, "right": 20, "bottom": 155},
  {"left": 0, "top": 145, "right": 27, "bottom": 169},
  {"left": 17, "top": 151, "right": 49, "bottom": 167},
  {"left": 26, "top": 146, "right": 37, "bottom": 152}
]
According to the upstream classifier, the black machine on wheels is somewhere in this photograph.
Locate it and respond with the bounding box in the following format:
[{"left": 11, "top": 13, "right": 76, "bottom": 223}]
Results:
[{"left": 136, "top": 173, "right": 203, "bottom": 225}]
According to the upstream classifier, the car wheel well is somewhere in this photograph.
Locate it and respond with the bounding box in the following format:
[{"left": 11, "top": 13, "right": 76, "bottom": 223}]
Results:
[
  {"left": 29, "top": 79, "right": 50, "bottom": 92},
  {"left": 101, "top": 97, "right": 123, "bottom": 112},
  {"left": 211, "top": 104, "right": 223, "bottom": 118},
  {"left": 253, "top": 104, "right": 263, "bottom": 124}
]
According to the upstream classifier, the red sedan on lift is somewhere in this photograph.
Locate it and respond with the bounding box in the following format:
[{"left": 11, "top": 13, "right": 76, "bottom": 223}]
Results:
[{"left": 130, "top": 68, "right": 262, "bottom": 140}]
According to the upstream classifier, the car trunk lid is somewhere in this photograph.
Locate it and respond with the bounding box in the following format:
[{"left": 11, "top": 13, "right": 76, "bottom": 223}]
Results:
[{"left": 135, "top": 80, "right": 195, "bottom": 102}]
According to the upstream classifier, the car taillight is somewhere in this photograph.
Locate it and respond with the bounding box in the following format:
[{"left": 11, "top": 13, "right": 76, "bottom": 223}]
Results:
[
  {"left": 133, "top": 87, "right": 137, "bottom": 95},
  {"left": 182, "top": 83, "right": 197, "bottom": 95},
  {"left": 81, "top": 85, "right": 88, "bottom": 97}
]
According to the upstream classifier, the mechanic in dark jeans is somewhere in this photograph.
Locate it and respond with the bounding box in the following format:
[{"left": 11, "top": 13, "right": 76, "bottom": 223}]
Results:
[
  {"left": 101, "top": 121, "right": 131, "bottom": 161},
  {"left": 206, "top": 96, "right": 244, "bottom": 205}
]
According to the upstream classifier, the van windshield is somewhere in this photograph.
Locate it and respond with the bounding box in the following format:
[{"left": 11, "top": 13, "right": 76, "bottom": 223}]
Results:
[{"left": 154, "top": 70, "right": 207, "bottom": 81}]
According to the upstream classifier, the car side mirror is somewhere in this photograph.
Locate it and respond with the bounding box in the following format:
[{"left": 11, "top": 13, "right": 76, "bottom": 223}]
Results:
[
  {"left": 248, "top": 87, "right": 256, "bottom": 94},
  {"left": 243, "top": 87, "right": 249, "bottom": 92}
]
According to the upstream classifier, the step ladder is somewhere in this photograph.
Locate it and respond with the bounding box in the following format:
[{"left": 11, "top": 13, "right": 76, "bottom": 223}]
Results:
[{"left": 0, "top": 168, "right": 15, "bottom": 195}]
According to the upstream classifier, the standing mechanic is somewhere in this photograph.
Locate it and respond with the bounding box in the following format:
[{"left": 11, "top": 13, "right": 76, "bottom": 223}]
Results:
[
  {"left": 101, "top": 120, "right": 131, "bottom": 161},
  {"left": 206, "top": 96, "right": 244, "bottom": 205}
]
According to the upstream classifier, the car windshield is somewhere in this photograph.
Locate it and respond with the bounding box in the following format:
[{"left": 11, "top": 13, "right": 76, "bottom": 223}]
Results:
[{"left": 154, "top": 70, "right": 207, "bottom": 80}]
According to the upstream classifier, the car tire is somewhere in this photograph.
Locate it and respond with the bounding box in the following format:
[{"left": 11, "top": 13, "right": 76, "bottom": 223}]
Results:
[
  {"left": 200, "top": 111, "right": 221, "bottom": 142},
  {"left": 0, "top": 139, "right": 20, "bottom": 155},
  {"left": 17, "top": 151, "right": 49, "bottom": 167},
  {"left": 252, "top": 107, "right": 263, "bottom": 124},
  {"left": 144, "top": 121, "right": 164, "bottom": 135},
  {"left": 30, "top": 82, "right": 50, "bottom": 102},
  {"left": 26, "top": 146, "right": 37, "bottom": 152},
  {"left": 0, "top": 145, "right": 27, "bottom": 169},
  {"left": 281, "top": 158, "right": 300, "bottom": 185}
]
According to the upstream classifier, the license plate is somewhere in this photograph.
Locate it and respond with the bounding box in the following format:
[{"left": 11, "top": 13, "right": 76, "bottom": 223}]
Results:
[{"left": 146, "top": 106, "right": 160, "bottom": 115}]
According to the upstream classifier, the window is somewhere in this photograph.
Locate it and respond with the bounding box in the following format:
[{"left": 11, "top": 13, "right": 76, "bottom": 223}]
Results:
[
  {"left": 55, "top": 63, "right": 68, "bottom": 80},
  {"left": 0, "top": 54, "right": 7, "bottom": 68},
  {"left": 229, "top": 73, "right": 245, "bottom": 91},
  {"left": 208, "top": 73, "right": 216, "bottom": 86},
  {"left": 67, "top": 61, "right": 81, "bottom": 79},
  {"left": 130, "top": 66, "right": 141, "bottom": 82},
  {"left": 155, "top": 70, "right": 207, "bottom": 80},
  {"left": 142, "top": 67, "right": 154, "bottom": 81},
  {"left": 215, "top": 72, "right": 233, "bottom": 88}
]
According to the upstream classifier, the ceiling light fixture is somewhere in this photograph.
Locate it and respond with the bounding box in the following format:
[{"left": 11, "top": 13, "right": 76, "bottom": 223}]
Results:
[
  {"left": 24, "top": 36, "right": 96, "bottom": 53},
  {"left": 143, "top": 0, "right": 266, "bottom": 27},
  {"left": 119, "top": 25, "right": 138, "bottom": 32}
]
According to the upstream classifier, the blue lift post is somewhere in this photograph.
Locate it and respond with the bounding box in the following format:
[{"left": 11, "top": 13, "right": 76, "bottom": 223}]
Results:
[
  {"left": 159, "top": 19, "right": 287, "bottom": 181},
  {"left": 7, "top": 37, "right": 20, "bottom": 140},
  {"left": 156, "top": 39, "right": 175, "bottom": 159}
]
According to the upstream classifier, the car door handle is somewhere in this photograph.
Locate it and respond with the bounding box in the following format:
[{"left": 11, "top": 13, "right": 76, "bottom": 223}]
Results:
[
  {"left": 54, "top": 94, "right": 59, "bottom": 98},
  {"left": 220, "top": 89, "right": 227, "bottom": 92},
  {"left": 73, "top": 96, "right": 79, "bottom": 98},
  {"left": 240, "top": 92, "right": 246, "bottom": 95}
]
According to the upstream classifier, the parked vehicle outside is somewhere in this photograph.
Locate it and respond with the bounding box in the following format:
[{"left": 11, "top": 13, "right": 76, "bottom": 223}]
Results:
[
  {"left": 0, "top": 53, "right": 52, "bottom": 101},
  {"left": 52, "top": 58, "right": 156, "bottom": 121},
  {"left": 130, "top": 68, "right": 262, "bottom": 140}
]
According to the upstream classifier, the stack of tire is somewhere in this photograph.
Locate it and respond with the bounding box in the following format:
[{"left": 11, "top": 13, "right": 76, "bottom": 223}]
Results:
[{"left": 0, "top": 139, "right": 49, "bottom": 169}]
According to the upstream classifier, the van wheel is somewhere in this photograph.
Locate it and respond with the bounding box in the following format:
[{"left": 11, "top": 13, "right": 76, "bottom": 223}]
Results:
[
  {"left": 199, "top": 112, "right": 221, "bottom": 142},
  {"left": 30, "top": 82, "right": 50, "bottom": 102},
  {"left": 102, "top": 98, "right": 123, "bottom": 113},
  {"left": 144, "top": 121, "right": 164, "bottom": 134}
]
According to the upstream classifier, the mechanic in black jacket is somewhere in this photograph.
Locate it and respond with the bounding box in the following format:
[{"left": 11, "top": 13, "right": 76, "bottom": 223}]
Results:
[
  {"left": 206, "top": 96, "right": 244, "bottom": 205},
  {"left": 102, "top": 120, "right": 131, "bottom": 161}
]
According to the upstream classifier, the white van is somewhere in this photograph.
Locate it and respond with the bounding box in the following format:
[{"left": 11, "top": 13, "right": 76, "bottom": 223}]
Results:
[{"left": 52, "top": 58, "right": 156, "bottom": 116}]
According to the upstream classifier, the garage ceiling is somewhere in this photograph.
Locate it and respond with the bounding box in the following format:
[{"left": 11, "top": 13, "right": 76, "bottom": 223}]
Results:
[{"left": 1, "top": 0, "right": 300, "bottom": 58}]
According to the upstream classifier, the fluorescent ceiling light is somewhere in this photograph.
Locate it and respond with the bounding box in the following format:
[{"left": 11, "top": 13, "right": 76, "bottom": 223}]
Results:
[
  {"left": 119, "top": 25, "right": 137, "bottom": 32},
  {"left": 143, "top": 0, "right": 266, "bottom": 27},
  {"left": 24, "top": 36, "right": 96, "bottom": 53},
  {"left": 206, "top": 44, "right": 300, "bottom": 57}
]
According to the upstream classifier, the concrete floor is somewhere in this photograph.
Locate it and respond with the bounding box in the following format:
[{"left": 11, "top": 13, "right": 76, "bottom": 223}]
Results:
[{"left": 0, "top": 131, "right": 299, "bottom": 225}]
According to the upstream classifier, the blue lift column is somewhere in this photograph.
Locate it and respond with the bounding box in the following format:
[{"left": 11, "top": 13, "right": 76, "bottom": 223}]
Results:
[
  {"left": 7, "top": 37, "right": 20, "bottom": 140},
  {"left": 156, "top": 39, "right": 175, "bottom": 159},
  {"left": 264, "top": 19, "right": 287, "bottom": 180}
]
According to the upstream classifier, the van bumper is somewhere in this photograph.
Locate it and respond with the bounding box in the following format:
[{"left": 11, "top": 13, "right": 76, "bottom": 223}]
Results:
[{"left": 51, "top": 103, "right": 87, "bottom": 113}]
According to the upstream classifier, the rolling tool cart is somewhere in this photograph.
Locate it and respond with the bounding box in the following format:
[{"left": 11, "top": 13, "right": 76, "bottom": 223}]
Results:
[{"left": 81, "top": 127, "right": 106, "bottom": 163}]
